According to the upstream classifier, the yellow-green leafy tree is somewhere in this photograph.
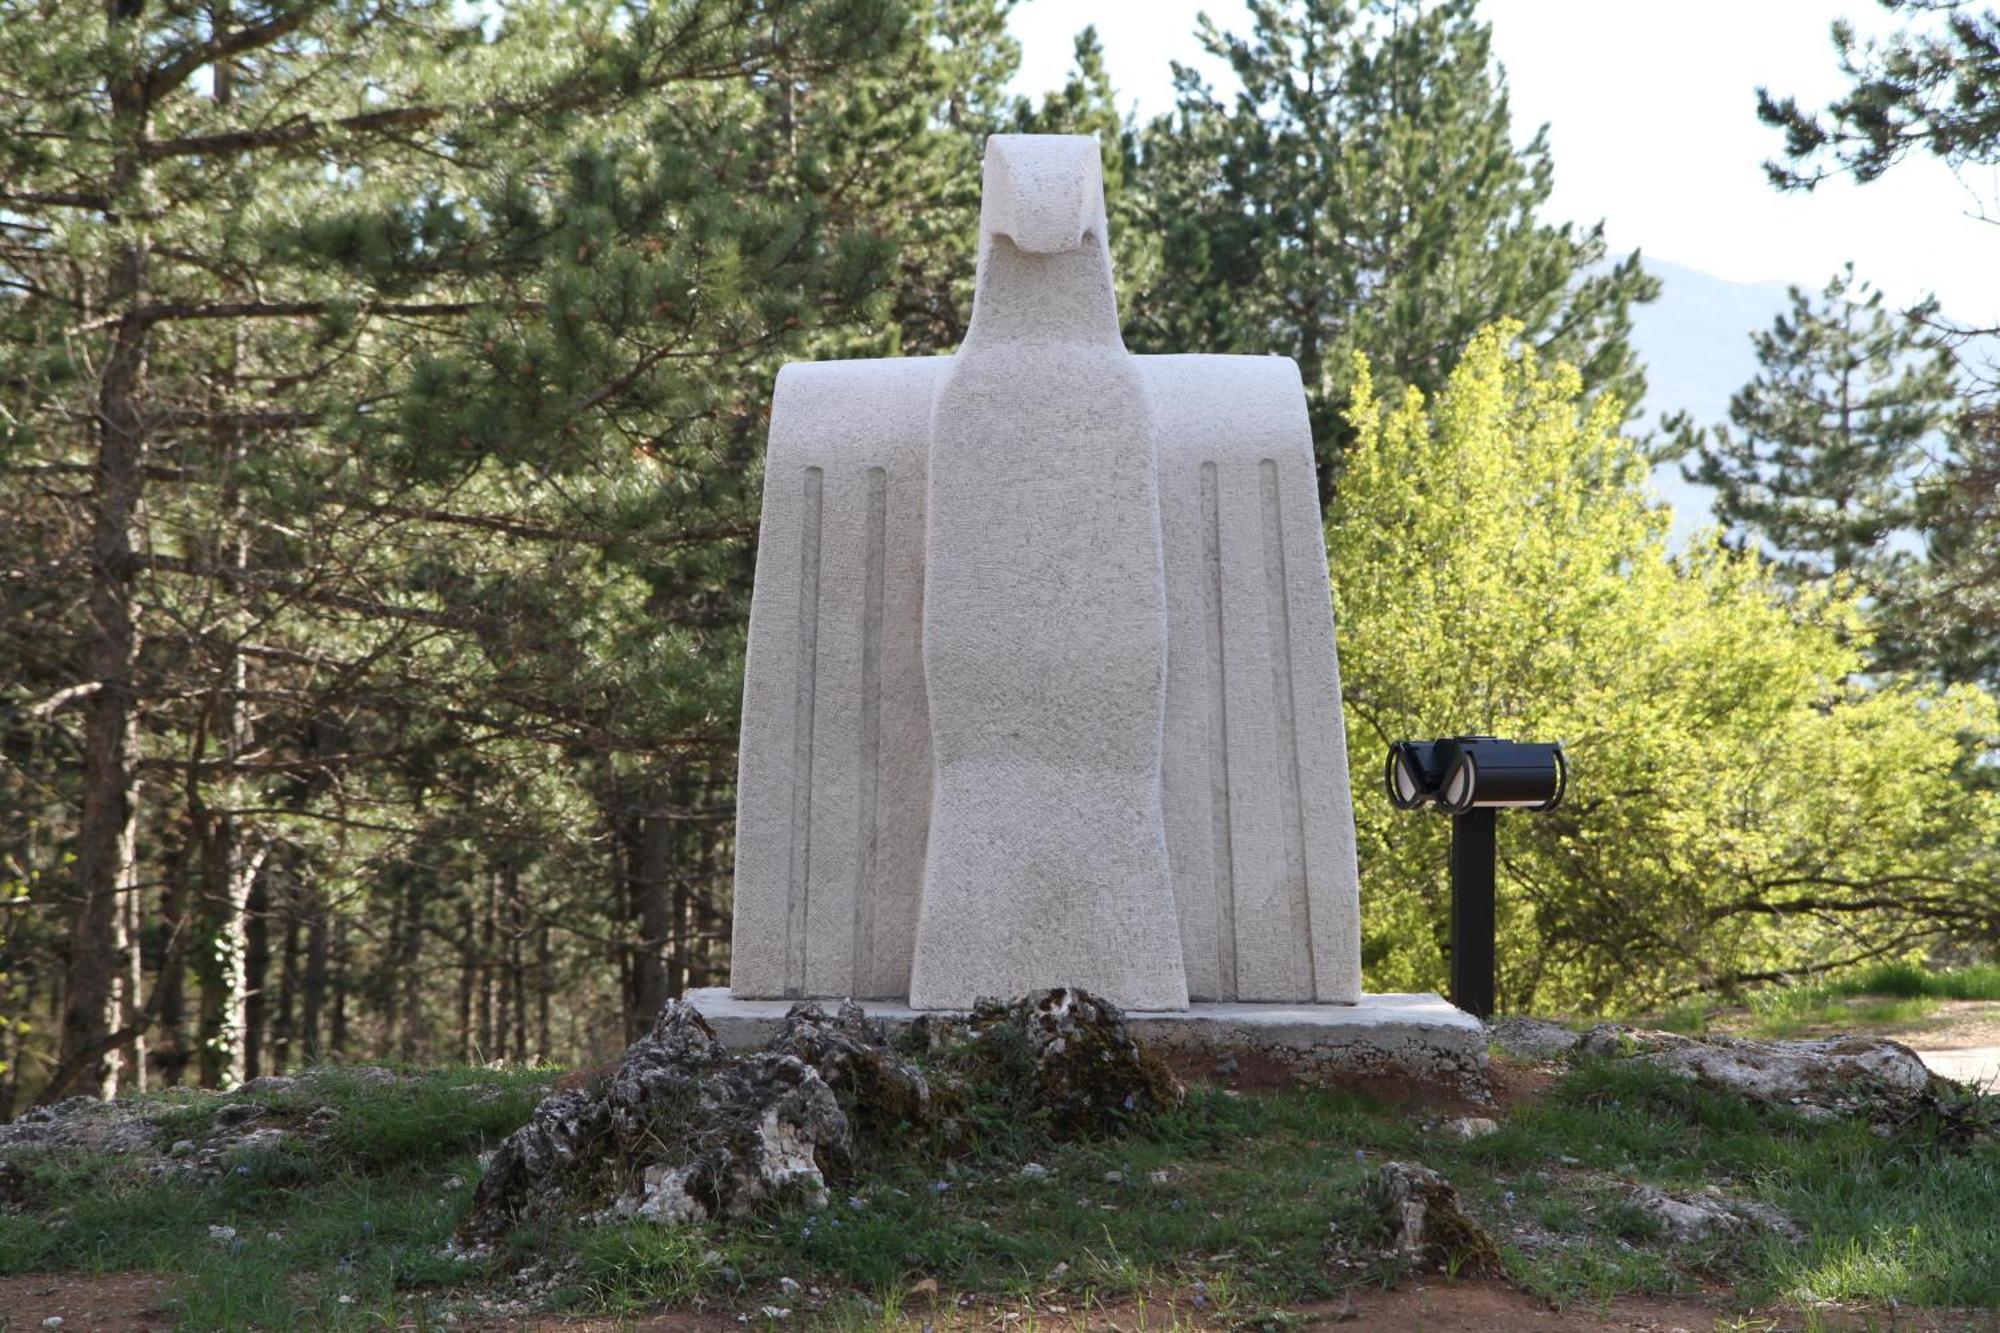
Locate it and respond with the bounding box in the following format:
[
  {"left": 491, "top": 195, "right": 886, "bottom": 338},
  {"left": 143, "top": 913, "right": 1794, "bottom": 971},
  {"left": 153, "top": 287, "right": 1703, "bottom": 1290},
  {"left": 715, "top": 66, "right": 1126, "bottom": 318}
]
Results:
[{"left": 1331, "top": 325, "right": 2000, "bottom": 1012}]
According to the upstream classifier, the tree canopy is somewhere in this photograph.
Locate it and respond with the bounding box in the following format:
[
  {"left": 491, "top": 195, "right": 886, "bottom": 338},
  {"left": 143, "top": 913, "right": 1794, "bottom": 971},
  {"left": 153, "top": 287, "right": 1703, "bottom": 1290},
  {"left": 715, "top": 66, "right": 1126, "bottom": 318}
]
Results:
[
  {"left": 0, "top": 0, "right": 1991, "bottom": 1104},
  {"left": 1127, "top": 0, "right": 1658, "bottom": 488},
  {"left": 1334, "top": 326, "right": 1999, "bottom": 1009},
  {"left": 1757, "top": 0, "right": 2000, "bottom": 688}
]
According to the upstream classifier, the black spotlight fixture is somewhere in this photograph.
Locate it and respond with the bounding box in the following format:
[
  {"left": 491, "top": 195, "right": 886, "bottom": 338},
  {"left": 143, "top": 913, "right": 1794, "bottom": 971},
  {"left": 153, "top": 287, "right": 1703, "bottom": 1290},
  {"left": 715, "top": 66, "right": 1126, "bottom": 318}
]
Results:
[{"left": 1384, "top": 736, "right": 1566, "bottom": 1019}]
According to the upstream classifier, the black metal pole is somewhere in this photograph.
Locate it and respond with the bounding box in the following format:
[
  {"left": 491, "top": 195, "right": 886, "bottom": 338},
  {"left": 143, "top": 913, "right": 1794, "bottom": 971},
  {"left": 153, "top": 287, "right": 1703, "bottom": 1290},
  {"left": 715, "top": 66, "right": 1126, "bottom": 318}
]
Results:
[{"left": 1449, "top": 808, "right": 1497, "bottom": 1019}]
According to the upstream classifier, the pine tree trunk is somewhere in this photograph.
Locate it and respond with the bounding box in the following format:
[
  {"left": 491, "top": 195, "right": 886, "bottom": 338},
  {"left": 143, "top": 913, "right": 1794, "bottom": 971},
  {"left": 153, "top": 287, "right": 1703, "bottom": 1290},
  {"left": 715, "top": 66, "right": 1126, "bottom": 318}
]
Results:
[
  {"left": 397, "top": 870, "right": 426, "bottom": 1062},
  {"left": 242, "top": 868, "right": 270, "bottom": 1081},
  {"left": 48, "top": 4, "right": 151, "bottom": 1104},
  {"left": 118, "top": 867, "right": 146, "bottom": 1093},
  {"left": 301, "top": 893, "right": 328, "bottom": 1063},
  {"left": 199, "top": 825, "right": 263, "bottom": 1088},
  {"left": 536, "top": 918, "right": 552, "bottom": 1062},
  {"left": 478, "top": 872, "right": 497, "bottom": 1059},
  {"left": 154, "top": 836, "right": 192, "bottom": 1086},
  {"left": 507, "top": 864, "right": 528, "bottom": 1060},
  {"left": 632, "top": 785, "right": 674, "bottom": 1023},
  {"left": 329, "top": 915, "right": 349, "bottom": 1057},
  {"left": 455, "top": 898, "right": 475, "bottom": 1064},
  {"left": 273, "top": 883, "right": 301, "bottom": 1072}
]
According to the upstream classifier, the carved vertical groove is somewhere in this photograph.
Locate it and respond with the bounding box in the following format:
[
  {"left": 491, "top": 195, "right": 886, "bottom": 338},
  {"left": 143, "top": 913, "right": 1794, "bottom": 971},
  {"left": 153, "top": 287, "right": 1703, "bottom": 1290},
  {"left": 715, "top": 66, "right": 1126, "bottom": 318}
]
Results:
[
  {"left": 1259, "top": 458, "right": 1315, "bottom": 997},
  {"left": 1200, "top": 461, "right": 1238, "bottom": 997},
  {"left": 785, "top": 467, "right": 825, "bottom": 996},
  {"left": 852, "top": 466, "right": 888, "bottom": 995}
]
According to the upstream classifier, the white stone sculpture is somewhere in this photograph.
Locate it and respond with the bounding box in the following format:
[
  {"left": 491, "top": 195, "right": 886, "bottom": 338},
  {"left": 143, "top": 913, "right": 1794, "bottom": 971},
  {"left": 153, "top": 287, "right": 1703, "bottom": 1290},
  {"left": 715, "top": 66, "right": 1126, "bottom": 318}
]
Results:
[{"left": 729, "top": 134, "right": 1361, "bottom": 1011}]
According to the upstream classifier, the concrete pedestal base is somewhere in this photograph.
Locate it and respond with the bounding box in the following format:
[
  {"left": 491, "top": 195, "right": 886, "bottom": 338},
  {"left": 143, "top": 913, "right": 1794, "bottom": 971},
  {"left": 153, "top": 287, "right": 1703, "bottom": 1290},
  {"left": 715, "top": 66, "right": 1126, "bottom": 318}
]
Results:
[{"left": 685, "top": 988, "right": 1487, "bottom": 1098}]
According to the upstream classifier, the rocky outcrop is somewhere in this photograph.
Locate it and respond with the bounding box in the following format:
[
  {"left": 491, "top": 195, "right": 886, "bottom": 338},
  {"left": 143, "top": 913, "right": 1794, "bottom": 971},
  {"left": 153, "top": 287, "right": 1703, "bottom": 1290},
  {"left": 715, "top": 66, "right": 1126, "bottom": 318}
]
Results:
[
  {"left": 461, "top": 1000, "right": 927, "bottom": 1243},
  {"left": 461, "top": 987, "right": 1179, "bottom": 1244},
  {"left": 0, "top": 1096, "right": 163, "bottom": 1157},
  {"left": 911, "top": 987, "right": 1184, "bottom": 1137},
  {"left": 1487, "top": 1015, "right": 1959, "bottom": 1122},
  {"left": 1623, "top": 1184, "right": 1801, "bottom": 1243},
  {"left": 1487, "top": 1017, "right": 1581, "bottom": 1061},
  {"left": 1373, "top": 1161, "right": 1502, "bottom": 1276},
  {"left": 0, "top": 1072, "right": 344, "bottom": 1182},
  {"left": 1575, "top": 1025, "right": 1941, "bottom": 1116}
]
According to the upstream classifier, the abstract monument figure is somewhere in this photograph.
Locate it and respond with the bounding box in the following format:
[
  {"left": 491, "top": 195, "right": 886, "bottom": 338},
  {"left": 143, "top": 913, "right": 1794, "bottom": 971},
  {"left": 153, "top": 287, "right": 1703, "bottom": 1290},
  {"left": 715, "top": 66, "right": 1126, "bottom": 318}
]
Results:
[{"left": 729, "top": 134, "right": 1361, "bottom": 1011}]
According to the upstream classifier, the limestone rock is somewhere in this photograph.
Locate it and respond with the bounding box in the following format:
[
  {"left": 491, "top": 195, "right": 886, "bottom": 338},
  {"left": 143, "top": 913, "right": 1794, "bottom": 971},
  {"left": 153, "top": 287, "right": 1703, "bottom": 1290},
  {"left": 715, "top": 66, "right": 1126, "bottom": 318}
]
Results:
[
  {"left": 0, "top": 1095, "right": 160, "bottom": 1157},
  {"left": 1444, "top": 1116, "right": 1498, "bottom": 1141},
  {"left": 1373, "top": 1161, "right": 1501, "bottom": 1275},
  {"left": 461, "top": 1000, "right": 930, "bottom": 1243},
  {"left": 952, "top": 988, "right": 1183, "bottom": 1136},
  {"left": 1487, "top": 1017, "right": 1580, "bottom": 1061},
  {"left": 1576, "top": 1025, "right": 1939, "bottom": 1114},
  {"left": 1624, "top": 1185, "right": 1800, "bottom": 1243}
]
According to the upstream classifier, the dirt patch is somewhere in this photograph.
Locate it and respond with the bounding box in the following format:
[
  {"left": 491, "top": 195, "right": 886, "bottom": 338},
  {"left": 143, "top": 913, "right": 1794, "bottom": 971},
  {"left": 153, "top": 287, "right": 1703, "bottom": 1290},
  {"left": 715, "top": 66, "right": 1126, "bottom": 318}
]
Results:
[
  {"left": 1486, "top": 1055, "right": 1560, "bottom": 1112},
  {"left": 516, "top": 1310, "right": 737, "bottom": 1332},
  {"left": 583, "top": 1285, "right": 2000, "bottom": 1333},
  {"left": 0, "top": 1272, "right": 175, "bottom": 1329},
  {"left": 1894, "top": 1001, "right": 2000, "bottom": 1091},
  {"left": 1165, "top": 1047, "right": 1494, "bottom": 1116},
  {"left": 1309, "top": 1281, "right": 2000, "bottom": 1331}
]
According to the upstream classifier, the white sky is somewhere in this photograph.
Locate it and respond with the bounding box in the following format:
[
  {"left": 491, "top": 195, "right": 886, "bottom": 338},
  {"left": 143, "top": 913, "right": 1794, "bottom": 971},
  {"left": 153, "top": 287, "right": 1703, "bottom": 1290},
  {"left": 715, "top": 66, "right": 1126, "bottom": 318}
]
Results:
[{"left": 1008, "top": 0, "right": 2000, "bottom": 324}]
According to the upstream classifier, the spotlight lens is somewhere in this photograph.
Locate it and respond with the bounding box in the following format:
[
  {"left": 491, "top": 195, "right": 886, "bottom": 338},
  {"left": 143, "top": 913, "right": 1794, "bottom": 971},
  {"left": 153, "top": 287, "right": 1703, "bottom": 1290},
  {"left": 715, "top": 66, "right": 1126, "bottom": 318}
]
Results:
[
  {"left": 1442, "top": 755, "right": 1475, "bottom": 809},
  {"left": 1393, "top": 755, "right": 1421, "bottom": 804}
]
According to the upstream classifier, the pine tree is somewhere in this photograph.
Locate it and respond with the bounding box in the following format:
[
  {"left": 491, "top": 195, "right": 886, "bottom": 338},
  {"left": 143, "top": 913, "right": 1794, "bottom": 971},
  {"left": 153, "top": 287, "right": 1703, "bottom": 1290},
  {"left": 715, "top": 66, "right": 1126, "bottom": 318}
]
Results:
[
  {"left": 1758, "top": 0, "right": 1998, "bottom": 685},
  {"left": 0, "top": 0, "right": 908, "bottom": 1100},
  {"left": 1684, "top": 265, "right": 1957, "bottom": 593},
  {"left": 1127, "top": 0, "right": 1658, "bottom": 488}
]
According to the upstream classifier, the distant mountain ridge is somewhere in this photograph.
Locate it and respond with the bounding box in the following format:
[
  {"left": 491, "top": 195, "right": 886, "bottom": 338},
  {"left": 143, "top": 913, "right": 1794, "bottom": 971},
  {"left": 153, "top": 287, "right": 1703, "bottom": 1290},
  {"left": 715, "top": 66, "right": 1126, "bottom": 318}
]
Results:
[{"left": 1623, "top": 257, "right": 1799, "bottom": 544}]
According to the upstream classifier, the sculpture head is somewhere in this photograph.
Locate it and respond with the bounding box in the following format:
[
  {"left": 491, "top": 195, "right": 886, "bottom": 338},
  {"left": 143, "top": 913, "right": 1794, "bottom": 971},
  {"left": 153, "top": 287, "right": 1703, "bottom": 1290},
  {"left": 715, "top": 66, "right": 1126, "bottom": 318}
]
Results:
[{"left": 979, "top": 134, "right": 1108, "bottom": 257}]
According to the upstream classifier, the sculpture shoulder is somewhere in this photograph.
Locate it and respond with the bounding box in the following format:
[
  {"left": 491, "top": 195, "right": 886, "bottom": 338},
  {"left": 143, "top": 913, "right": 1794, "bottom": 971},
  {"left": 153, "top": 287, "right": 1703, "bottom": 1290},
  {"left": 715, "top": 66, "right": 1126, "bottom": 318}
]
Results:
[
  {"left": 770, "top": 356, "right": 952, "bottom": 460},
  {"left": 1135, "top": 354, "right": 1311, "bottom": 455}
]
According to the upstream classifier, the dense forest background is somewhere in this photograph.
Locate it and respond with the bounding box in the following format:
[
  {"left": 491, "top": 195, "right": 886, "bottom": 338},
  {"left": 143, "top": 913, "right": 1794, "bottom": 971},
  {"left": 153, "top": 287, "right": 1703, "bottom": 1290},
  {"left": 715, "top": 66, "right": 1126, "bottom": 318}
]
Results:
[{"left": 1, "top": 0, "right": 1995, "bottom": 1108}]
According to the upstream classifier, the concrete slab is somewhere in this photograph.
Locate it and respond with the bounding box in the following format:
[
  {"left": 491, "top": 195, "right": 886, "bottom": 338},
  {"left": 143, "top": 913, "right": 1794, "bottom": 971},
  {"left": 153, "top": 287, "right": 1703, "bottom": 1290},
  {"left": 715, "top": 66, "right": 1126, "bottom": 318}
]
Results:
[{"left": 685, "top": 988, "right": 1487, "bottom": 1096}]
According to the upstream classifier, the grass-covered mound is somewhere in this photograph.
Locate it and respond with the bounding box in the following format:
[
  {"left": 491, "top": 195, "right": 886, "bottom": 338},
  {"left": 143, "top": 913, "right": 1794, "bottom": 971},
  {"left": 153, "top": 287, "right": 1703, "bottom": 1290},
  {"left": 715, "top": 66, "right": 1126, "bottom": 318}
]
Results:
[{"left": 0, "top": 1007, "right": 1994, "bottom": 1328}]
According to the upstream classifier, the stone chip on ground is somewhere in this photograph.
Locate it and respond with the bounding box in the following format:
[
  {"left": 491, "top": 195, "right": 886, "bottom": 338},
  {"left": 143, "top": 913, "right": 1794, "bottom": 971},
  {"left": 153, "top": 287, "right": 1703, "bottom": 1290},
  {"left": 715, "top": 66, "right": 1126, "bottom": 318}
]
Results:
[
  {"left": 1373, "top": 1161, "right": 1503, "bottom": 1276},
  {"left": 1624, "top": 1184, "right": 1801, "bottom": 1242},
  {"left": 1486, "top": 1017, "right": 1581, "bottom": 1061}
]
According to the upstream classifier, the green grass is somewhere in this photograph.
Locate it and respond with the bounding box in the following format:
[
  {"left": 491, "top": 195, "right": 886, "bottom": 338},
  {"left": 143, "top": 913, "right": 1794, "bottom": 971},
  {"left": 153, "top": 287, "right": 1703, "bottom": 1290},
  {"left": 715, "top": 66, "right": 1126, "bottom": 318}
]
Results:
[
  {"left": 1745, "top": 987, "right": 1940, "bottom": 1039},
  {"left": 1833, "top": 961, "right": 2000, "bottom": 1003},
  {"left": 3, "top": 1047, "right": 1997, "bottom": 1327},
  {"left": 549, "top": 1056, "right": 1998, "bottom": 1317},
  {"left": 1642, "top": 960, "right": 2000, "bottom": 1039},
  {"left": 0, "top": 1064, "right": 553, "bottom": 1328}
]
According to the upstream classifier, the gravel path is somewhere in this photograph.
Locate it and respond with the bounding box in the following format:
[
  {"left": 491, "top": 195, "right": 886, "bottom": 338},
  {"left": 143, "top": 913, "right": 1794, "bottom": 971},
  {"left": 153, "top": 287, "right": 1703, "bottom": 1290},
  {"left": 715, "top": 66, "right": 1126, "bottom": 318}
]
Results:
[{"left": 1894, "top": 1000, "right": 2000, "bottom": 1092}]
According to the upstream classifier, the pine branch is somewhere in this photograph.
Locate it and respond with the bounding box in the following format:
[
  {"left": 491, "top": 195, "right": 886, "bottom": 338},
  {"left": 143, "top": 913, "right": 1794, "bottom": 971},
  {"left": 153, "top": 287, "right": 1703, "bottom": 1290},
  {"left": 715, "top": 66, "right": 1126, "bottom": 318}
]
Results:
[
  {"left": 145, "top": 4, "right": 320, "bottom": 101},
  {"left": 140, "top": 104, "right": 445, "bottom": 160}
]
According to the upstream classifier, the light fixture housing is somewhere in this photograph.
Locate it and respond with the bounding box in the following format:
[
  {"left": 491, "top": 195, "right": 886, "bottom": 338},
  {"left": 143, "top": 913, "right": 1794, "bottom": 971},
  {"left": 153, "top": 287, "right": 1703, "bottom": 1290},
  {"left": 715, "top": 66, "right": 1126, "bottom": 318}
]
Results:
[
  {"left": 1431, "top": 736, "right": 1566, "bottom": 815},
  {"left": 1384, "top": 740, "right": 1445, "bottom": 811},
  {"left": 1382, "top": 735, "right": 1566, "bottom": 815}
]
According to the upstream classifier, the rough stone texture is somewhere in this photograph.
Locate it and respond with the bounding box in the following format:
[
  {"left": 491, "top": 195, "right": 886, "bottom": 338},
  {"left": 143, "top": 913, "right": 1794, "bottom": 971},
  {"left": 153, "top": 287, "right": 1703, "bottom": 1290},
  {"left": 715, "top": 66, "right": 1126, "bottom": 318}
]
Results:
[
  {"left": 0, "top": 1069, "right": 387, "bottom": 1189},
  {"left": 688, "top": 988, "right": 1487, "bottom": 1096},
  {"left": 915, "top": 137, "right": 1186, "bottom": 1010},
  {"left": 1623, "top": 1184, "right": 1801, "bottom": 1243},
  {"left": 728, "top": 132, "right": 1361, "bottom": 1009},
  {"left": 1576, "top": 1025, "right": 1940, "bottom": 1114},
  {"left": 1445, "top": 1116, "right": 1498, "bottom": 1141},
  {"left": 1374, "top": 1161, "right": 1502, "bottom": 1275},
  {"left": 0, "top": 1096, "right": 161, "bottom": 1157},
  {"left": 461, "top": 1000, "right": 926, "bottom": 1243},
  {"left": 911, "top": 988, "right": 1184, "bottom": 1136},
  {"left": 1487, "top": 1016, "right": 1582, "bottom": 1061},
  {"left": 463, "top": 988, "right": 1178, "bottom": 1242}
]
